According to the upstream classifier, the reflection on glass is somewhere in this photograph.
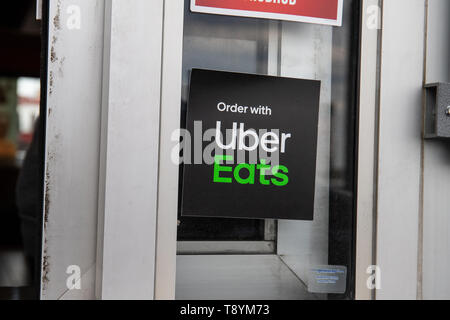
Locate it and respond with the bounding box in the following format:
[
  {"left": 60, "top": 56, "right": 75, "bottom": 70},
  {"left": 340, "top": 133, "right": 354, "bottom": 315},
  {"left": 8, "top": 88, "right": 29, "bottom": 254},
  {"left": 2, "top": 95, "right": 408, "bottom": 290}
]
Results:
[
  {"left": 0, "top": 77, "right": 40, "bottom": 299},
  {"left": 16, "top": 78, "right": 40, "bottom": 164},
  {"left": 178, "top": 1, "right": 271, "bottom": 242},
  {"left": 176, "top": 0, "right": 359, "bottom": 300}
]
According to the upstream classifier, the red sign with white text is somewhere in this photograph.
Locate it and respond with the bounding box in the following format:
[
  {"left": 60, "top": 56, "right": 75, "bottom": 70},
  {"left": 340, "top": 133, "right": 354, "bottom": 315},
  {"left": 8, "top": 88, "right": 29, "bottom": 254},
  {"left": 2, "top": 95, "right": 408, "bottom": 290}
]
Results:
[{"left": 191, "top": 0, "right": 343, "bottom": 26}]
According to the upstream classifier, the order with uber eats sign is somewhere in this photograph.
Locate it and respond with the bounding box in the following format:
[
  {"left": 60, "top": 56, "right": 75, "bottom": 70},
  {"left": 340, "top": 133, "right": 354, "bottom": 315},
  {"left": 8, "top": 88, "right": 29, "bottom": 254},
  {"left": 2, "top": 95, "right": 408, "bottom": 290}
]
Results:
[{"left": 181, "top": 69, "right": 320, "bottom": 221}]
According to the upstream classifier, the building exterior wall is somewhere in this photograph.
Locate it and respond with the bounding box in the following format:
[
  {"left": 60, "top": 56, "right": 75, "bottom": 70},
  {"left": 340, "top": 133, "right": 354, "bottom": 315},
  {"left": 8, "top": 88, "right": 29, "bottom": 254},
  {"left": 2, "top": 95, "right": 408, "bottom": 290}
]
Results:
[
  {"left": 41, "top": 0, "right": 450, "bottom": 300},
  {"left": 375, "top": 0, "right": 425, "bottom": 300}
]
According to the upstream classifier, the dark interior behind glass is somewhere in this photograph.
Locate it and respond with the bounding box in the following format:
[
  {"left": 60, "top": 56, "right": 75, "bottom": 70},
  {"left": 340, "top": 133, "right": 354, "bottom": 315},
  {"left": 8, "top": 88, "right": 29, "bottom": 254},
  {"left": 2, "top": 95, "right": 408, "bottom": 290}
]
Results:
[{"left": 177, "top": 0, "right": 360, "bottom": 300}]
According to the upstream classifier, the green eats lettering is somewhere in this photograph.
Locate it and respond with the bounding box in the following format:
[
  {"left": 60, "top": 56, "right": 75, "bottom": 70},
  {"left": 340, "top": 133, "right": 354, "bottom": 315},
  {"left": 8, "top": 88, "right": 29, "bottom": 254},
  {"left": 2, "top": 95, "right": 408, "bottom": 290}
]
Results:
[{"left": 213, "top": 155, "right": 289, "bottom": 187}]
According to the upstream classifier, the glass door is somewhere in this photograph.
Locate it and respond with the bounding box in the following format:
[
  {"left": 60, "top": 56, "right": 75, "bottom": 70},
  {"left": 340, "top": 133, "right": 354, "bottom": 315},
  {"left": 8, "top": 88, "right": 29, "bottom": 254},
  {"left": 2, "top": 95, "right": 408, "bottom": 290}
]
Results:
[{"left": 175, "top": 0, "right": 360, "bottom": 300}]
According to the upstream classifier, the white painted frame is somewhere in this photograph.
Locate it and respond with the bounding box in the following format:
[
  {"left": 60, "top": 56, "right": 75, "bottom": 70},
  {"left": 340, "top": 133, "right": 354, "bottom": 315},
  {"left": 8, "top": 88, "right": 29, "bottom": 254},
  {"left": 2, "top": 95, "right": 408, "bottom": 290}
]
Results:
[
  {"left": 42, "top": 0, "right": 179, "bottom": 300},
  {"left": 154, "top": 0, "right": 185, "bottom": 300},
  {"left": 354, "top": 0, "right": 381, "bottom": 300},
  {"left": 375, "top": 0, "right": 426, "bottom": 300},
  {"left": 41, "top": 0, "right": 107, "bottom": 300},
  {"left": 95, "top": 0, "right": 165, "bottom": 300}
]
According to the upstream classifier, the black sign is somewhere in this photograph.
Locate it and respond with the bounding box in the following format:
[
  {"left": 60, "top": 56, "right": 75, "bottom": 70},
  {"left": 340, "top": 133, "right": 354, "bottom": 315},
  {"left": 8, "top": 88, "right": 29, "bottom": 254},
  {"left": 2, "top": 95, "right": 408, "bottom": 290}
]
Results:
[{"left": 181, "top": 69, "right": 320, "bottom": 220}]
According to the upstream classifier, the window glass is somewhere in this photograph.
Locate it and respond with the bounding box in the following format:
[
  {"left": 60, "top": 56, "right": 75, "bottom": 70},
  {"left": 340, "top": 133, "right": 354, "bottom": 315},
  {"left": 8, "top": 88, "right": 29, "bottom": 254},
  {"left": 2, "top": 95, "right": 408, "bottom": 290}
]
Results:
[{"left": 176, "top": 0, "right": 359, "bottom": 300}]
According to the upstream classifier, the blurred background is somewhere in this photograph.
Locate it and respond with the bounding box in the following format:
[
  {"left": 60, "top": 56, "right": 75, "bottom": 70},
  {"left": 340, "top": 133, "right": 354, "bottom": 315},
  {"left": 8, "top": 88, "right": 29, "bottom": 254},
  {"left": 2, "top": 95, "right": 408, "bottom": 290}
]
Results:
[{"left": 0, "top": 0, "right": 42, "bottom": 300}]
